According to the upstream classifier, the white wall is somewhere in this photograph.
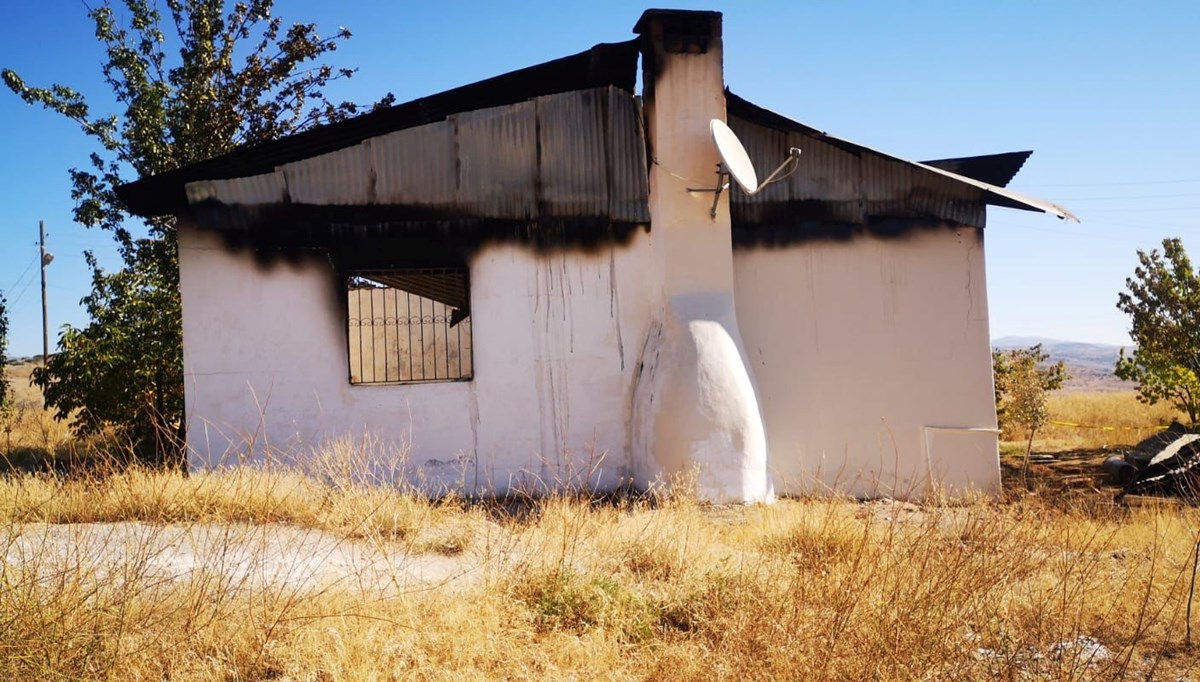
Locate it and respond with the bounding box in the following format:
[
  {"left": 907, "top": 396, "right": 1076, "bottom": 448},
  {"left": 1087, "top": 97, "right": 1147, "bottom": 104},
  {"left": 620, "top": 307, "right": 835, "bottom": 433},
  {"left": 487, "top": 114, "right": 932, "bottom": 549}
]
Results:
[
  {"left": 732, "top": 226, "right": 1000, "bottom": 499},
  {"left": 180, "top": 221, "right": 1000, "bottom": 500},
  {"left": 178, "top": 225, "right": 653, "bottom": 495}
]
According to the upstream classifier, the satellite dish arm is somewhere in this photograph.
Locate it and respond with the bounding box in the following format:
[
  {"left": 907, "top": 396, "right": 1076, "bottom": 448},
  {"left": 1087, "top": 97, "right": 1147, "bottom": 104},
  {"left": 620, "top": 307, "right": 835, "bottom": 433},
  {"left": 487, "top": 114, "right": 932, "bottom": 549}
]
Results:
[
  {"left": 685, "top": 167, "right": 729, "bottom": 219},
  {"left": 691, "top": 118, "right": 803, "bottom": 217},
  {"left": 741, "top": 147, "right": 802, "bottom": 197}
]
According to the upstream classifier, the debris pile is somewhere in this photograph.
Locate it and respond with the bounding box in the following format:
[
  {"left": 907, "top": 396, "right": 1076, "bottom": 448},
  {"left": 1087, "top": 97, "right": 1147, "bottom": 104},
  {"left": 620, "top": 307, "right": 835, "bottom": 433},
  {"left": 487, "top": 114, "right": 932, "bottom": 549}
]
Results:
[{"left": 1112, "top": 423, "right": 1200, "bottom": 502}]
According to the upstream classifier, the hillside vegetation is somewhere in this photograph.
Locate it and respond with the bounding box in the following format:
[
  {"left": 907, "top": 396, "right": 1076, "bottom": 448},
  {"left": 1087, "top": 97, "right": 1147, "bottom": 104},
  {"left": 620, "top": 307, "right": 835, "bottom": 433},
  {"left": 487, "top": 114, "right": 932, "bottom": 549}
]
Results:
[{"left": 993, "top": 337, "right": 1134, "bottom": 391}]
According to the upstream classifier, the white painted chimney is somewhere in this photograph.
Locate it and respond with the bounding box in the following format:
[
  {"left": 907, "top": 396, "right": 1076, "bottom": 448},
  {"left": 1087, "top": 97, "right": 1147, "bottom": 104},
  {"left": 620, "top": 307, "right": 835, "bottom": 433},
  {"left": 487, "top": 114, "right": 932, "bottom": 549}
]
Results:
[{"left": 630, "top": 10, "right": 773, "bottom": 503}]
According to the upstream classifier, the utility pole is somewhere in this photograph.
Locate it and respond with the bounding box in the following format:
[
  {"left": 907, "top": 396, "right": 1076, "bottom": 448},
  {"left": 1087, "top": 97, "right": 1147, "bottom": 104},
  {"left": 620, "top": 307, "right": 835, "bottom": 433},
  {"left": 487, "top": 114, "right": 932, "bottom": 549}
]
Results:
[{"left": 39, "top": 221, "right": 50, "bottom": 365}]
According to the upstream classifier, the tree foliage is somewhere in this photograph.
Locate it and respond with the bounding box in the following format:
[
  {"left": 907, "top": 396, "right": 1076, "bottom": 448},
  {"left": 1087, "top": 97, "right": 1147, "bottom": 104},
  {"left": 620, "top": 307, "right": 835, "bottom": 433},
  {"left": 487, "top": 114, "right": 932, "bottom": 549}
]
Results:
[
  {"left": 35, "top": 253, "right": 182, "bottom": 456},
  {"left": 993, "top": 344, "right": 1068, "bottom": 467},
  {"left": 1115, "top": 238, "right": 1200, "bottom": 424},
  {"left": 3, "top": 0, "right": 386, "bottom": 463}
]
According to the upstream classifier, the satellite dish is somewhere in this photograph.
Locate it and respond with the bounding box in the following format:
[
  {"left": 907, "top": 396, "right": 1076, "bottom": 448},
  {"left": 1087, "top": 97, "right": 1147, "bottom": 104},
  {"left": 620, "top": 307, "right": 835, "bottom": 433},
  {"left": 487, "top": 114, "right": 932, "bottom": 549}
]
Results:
[
  {"left": 686, "top": 119, "right": 802, "bottom": 217},
  {"left": 711, "top": 119, "right": 759, "bottom": 194}
]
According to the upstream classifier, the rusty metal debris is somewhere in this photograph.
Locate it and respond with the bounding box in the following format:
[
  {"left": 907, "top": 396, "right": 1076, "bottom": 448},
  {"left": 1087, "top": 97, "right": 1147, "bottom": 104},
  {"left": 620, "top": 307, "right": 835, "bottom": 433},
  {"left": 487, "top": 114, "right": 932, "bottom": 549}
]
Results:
[{"left": 1114, "top": 424, "right": 1200, "bottom": 502}]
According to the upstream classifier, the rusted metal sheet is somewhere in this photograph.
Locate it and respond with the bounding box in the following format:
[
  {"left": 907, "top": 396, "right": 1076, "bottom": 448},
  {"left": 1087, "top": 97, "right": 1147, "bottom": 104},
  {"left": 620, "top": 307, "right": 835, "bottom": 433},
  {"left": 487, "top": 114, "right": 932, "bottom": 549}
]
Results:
[{"left": 183, "top": 86, "right": 650, "bottom": 228}]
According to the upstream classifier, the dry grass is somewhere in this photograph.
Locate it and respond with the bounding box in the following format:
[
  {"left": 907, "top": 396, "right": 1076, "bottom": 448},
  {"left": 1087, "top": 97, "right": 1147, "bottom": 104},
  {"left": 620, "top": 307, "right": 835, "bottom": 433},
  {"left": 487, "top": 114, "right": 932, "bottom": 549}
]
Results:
[
  {"left": 1, "top": 360, "right": 74, "bottom": 464},
  {"left": 5, "top": 454, "right": 1200, "bottom": 680},
  {"left": 6, "top": 372, "right": 1200, "bottom": 679},
  {"left": 1003, "top": 389, "right": 1184, "bottom": 454}
]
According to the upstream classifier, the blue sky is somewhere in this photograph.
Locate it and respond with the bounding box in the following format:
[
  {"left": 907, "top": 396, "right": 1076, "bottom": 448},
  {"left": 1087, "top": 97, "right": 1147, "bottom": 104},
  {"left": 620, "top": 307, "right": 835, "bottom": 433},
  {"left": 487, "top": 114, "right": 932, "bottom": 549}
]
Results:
[{"left": 1, "top": 1, "right": 1198, "bottom": 357}]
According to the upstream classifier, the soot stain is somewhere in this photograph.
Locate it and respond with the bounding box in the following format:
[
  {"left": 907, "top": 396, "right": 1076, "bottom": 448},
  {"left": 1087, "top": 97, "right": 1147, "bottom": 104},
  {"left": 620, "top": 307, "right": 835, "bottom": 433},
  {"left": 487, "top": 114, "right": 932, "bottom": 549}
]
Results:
[
  {"left": 186, "top": 201, "right": 650, "bottom": 321},
  {"left": 732, "top": 201, "right": 976, "bottom": 247},
  {"left": 189, "top": 201, "right": 650, "bottom": 266}
]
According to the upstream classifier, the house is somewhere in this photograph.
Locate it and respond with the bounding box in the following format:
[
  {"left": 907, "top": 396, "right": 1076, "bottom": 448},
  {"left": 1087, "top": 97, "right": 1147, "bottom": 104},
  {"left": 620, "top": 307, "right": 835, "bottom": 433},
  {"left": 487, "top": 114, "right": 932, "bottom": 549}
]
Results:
[{"left": 116, "top": 9, "right": 1074, "bottom": 503}]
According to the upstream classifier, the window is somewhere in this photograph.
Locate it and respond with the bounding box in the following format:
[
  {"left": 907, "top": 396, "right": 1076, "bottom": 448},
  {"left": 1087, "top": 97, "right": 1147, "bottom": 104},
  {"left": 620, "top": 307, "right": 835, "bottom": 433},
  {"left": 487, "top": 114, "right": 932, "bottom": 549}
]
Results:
[{"left": 346, "top": 268, "right": 473, "bottom": 384}]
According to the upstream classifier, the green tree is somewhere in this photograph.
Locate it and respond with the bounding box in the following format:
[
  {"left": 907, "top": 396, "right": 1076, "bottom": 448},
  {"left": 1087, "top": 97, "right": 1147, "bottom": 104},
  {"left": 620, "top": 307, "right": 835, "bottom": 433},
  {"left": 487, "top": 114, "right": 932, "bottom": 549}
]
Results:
[
  {"left": 993, "top": 344, "right": 1068, "bottom": 477},
  {"left": 1116, "top": 238, "right": 1200, "bottom": 424},
  {"left": 3, "top": 0, "right": 387, "bottom": 463}
]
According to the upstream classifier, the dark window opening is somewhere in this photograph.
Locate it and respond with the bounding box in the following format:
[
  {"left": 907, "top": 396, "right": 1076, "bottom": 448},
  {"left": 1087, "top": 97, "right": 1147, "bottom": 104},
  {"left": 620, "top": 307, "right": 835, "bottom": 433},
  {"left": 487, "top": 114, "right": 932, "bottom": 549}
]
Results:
[{"left": 346, "top": 268, "right": 473, "bottom": 384}]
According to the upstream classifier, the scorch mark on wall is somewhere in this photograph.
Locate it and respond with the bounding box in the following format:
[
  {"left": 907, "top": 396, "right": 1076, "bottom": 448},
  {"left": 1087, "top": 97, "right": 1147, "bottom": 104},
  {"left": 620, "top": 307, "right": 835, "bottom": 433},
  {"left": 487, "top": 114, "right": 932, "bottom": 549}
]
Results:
[{"left": 610, "top": 246, "right": 626, "bottom": 371}]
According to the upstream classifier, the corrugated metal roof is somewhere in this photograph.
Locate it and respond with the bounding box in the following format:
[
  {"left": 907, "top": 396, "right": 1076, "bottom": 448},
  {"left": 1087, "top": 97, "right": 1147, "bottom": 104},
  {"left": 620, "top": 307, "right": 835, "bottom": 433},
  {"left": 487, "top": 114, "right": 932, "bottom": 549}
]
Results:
[
  {"left": 117, "top": 40, "right": 640, "bottom": 217},
  {"left": 370, "top": 120, "right": 457, "bottom": 206},
  {"left": 606, "top": 84, "right": 651, "bottom": 223},
  {"left": 727, "top": 92, "right": 1077, "bottom": 225},
  {"left": 185, "top": 173, "right": 284, "bottom": 206},
  {"left": 538, "top": 87, "right": 609, "bottom": 219},
  {"left": 728, "top": 112, "right": 987, "bottom": 228},
  {"left": 456, "top": 101, "right": 539, "bottom": 220},
  {"left": 920, "top": 151, "right": 1031, "bottom": 188},
  {"left": 183, "top": 86, "right": 650, "bottom": 228},
  {"left": 280, "top": 143, "right": 370, "bottom": 205}
]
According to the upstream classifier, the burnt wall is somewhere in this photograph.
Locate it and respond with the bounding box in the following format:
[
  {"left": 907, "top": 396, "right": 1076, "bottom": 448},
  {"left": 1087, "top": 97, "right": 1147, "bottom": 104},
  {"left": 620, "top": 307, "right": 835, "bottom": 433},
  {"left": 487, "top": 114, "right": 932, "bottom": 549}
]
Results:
[{"left": 732, "top": 214, "right": 978, "bottom": 247}]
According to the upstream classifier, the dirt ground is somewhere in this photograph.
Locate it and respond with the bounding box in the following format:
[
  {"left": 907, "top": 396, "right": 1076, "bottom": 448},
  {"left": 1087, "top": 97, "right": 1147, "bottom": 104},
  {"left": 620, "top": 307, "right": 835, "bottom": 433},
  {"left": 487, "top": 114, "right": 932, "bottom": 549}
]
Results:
[
  {"left": 999, "top": 446, "right": 1199, "bottom": 513},
  {"left": 1001, "top": 450, "right": 1114, "bottom": 494}
]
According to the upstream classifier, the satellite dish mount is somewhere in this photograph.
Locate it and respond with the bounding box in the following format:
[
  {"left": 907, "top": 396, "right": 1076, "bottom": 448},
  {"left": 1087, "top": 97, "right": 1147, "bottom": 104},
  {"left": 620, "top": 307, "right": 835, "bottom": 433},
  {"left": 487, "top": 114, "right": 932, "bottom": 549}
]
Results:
[{"left": 689, "top": 119, "right": 802, "bottom": 218}]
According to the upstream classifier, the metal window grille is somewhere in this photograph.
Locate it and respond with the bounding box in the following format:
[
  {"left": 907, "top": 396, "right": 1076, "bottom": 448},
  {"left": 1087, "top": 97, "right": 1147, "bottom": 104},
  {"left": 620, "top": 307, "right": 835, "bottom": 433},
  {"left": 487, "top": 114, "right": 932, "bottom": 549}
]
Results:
[{"left": 346, "top": 268, "right": 473, "bottom": 384}]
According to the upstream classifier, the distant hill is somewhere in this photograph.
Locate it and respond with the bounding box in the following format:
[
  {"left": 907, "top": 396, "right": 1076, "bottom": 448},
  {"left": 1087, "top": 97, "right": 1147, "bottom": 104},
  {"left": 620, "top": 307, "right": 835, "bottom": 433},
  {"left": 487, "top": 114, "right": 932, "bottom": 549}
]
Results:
[{"left": 992, "top": 336, "right": 1133, "bottom": 391}]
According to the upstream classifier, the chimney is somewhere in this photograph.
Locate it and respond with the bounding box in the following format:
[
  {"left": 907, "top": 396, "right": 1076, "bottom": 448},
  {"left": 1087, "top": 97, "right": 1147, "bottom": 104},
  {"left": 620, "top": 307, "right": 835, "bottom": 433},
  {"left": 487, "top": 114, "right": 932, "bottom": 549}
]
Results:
[
  {"left": 634, "top": 11, "right": 727, "bottom": 269},
  {"left": 629, "top": 10, "right": 772, "bottom": 504}
]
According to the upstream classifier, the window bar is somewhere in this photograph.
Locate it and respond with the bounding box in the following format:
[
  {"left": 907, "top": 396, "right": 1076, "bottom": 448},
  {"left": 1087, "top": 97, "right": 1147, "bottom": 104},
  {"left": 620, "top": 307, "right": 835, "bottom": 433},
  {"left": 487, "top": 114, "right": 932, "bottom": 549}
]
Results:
[
  {"left": 370, "top": 285, "right": 380, "bottom": 383},
  {"left": 403, "top": 288, "right": 413, "bottom": 382},
  {"left": 381, "top": 286, "right": 390, "bottom": 383},
  {"left": 444, "top": 310, "right": 451, "bottom": 380},
  {"left": 356, "top": 279, "right": 366, "bottom": 383},
  {"left": 436, "top": 306, "right": 444, "bottom": 380},
  {"left": 347, "top": 268, "right": 472, "bottom": 385},
  {"left": 389, "top": 286, "right": 399, "bottom": 383},
  {"left": 380, "top": 286, "right": 388, "bottom": 383},
  {"left": 417, "top": 292, "right": 427, "bottom": 381},
  {"left": 431, "top": 299, "right": 440, "bottom": 380},
  {"left": 456, "top": 316, "right": 462, "bottom": 378},
  {"left": 393, "top": 286, "right": 403, "bottom": 384}
]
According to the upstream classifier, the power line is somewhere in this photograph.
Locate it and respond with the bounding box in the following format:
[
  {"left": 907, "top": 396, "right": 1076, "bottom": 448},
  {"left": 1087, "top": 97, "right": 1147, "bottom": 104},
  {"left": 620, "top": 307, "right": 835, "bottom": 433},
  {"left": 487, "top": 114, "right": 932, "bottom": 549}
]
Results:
[
  {"left": 1057, "top": 192, "right": 1200, "bottom": 202},
  {"left": 991, "top": 220, "right": 1148, "bottom": 245},
  {"left": 1083, "top": 219, "right": 1200, "bottom": 235},
  {"left": 1016, "top": 179, "right": 1200, "bottom": 189},
  {"left": 4, "top": 252, "right": 38, "bottom": 294},
  {"left": 8, "top": 271, "right": 38, "bottom": 309},
  {"left": 1081, "top": 206, "right": 1200, "bottom": 213}
]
